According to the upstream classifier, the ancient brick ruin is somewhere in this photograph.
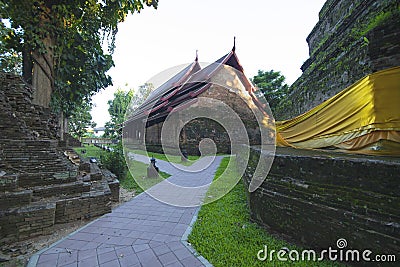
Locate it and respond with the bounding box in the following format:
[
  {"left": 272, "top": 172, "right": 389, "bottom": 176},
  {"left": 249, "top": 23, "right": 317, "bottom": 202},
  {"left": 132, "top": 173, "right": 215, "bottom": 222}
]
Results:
[
  {"left": 241, "top": 147, "right": 400, "bottom": 256},
  {"left": 0, "top": 73, "right": 119, "bottom": 244},
  {"left": 276, "top": 0, "right": 400, "bottom": 119},
  {"left": 242, "top": 0, "right": 400, "bottom": 257}
]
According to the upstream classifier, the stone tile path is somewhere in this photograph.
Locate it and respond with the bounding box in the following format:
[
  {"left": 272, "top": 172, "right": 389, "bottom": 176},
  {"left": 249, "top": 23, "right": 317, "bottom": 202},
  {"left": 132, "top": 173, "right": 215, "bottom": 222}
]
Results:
[{"left": 28, "top": 154, "right": 222, "bottom": 267}]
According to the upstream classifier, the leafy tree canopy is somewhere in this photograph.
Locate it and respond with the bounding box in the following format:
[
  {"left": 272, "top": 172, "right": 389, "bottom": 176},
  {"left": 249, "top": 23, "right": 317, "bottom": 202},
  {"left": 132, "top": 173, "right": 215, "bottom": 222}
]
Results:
[
  {"left": 252, "top": 70, "right": 289, "bottom": 113},
  {"left": 126, "top": 82, "right": 154, "bottom": 114},
  {"left": 68, "top": 101, "right": 96, "bottom": 139},
  {"left": 104, "top": 88, "right": 134, "bottom": 138},
  {"left": 104, "top": 83, "right": 153, "bottom": 138},
  {"left": 0, "top": 20, "right": 22, "bottom": 74},
  {"left": 0, "top": 0, "right": 158, "bottom": 115}
]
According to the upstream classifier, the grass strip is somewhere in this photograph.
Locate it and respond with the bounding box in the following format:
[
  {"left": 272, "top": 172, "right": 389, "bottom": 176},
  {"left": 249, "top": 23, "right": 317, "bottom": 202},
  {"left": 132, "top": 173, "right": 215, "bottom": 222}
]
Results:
[
  {"left": 131, "top": 149, "right": 199, "bottom": 166},
  {"left": 121, "top": 160, "right": 170, "bottom": 194},
  {"left": 188, "top": 157, "right": 343, "bottom": 267},
  {"left": 74, "top": 145, "right": 170, "bottom": 194},
  {"left": 74, "top": 144, "right": 103, "bottom": 159}
]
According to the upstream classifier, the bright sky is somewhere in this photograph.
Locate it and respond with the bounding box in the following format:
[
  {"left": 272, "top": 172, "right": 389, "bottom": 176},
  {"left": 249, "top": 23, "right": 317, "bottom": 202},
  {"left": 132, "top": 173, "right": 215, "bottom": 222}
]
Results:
[{"left": 91, "top": 0, "right": 326, "bottom": 127}]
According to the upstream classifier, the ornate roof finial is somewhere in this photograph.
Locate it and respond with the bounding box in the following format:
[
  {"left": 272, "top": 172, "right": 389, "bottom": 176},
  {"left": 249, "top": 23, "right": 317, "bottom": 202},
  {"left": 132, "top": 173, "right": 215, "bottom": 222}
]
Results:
[
  {"left": 195, "top": 50, "right": 198, "bottom": 61},
  {"left": 233, "top": 36, "right": 236, "bottom": 52}
]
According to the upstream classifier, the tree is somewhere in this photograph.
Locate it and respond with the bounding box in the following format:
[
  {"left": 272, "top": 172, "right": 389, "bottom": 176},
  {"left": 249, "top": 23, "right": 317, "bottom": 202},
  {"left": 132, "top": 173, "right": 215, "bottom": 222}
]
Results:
[
  {"left": 252, "top": 70, "right": 289, "bottom": 113},
  {"left": 104, "top": 83, "right": 153, "bottom": 138},
  {"left": 0, "top": 0, "right": 158, "bottom": 111},
  {"left": 68, "top": 102, "right": 96, "bottom": 139},
  {"left": 104, "top": 88, "right": 134, "bottom": 138},
  {"left": 127, "top": 82, "right": 154, "bottom": 113},
  {"left": 0, "top": 21, "right": 22, "bottom": 74}
]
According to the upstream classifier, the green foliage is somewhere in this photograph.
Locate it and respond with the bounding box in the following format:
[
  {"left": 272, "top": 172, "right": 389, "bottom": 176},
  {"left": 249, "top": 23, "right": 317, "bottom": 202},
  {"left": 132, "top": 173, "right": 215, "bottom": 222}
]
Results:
[
  {"left": 0, "top": 21, "right": 22, "bottom": 74},
  {"left": 126, "top": 83, "right": 154, "bottom": 114},
  {"left": 104, "top": 88, "right": 134, "bottom": 138},
  {"left": 68, "top": 102, "right": 96, "bottom": 139},
  {"left": 252, "top": 70, "right": 289, "bottom": 114},
  {"left": 74, "top": 144, "right": 103, "bottom": 159},
  {"left": 189, "top": 157, "right": 343, "bottom": 267},
  {"left": 0, "top": 0, "right": 158, "bottom": 114},
  {"left": 100, "top": 142, "right": 127, "bottom": 180},
  {"left": 105, "top": 83, "right": 153, "bottom": 138},
  {"left": 354, "top": 7, "right": 399, "bottom": 39}
]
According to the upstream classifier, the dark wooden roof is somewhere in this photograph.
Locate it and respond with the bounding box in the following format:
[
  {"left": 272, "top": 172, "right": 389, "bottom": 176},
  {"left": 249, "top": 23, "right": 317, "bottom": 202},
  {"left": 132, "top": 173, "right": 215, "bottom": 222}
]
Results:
[{"left": 125, "top": 48, "right": 265, "bottom": 127}]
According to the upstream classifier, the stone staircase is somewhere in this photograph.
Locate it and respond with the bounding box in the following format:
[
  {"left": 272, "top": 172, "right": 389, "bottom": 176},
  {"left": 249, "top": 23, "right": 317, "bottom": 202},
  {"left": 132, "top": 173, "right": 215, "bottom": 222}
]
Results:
[{"left": 0, "top": 73, "right": 119, "bottom": 245}]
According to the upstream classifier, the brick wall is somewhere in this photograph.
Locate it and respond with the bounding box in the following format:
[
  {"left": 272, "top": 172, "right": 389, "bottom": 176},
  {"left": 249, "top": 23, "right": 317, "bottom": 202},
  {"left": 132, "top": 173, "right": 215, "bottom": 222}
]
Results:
[
  {"left": 0, "top": 73, "right": 119, "bottom": 245},
  {"left": 144, "top": 82, "right": 262, "bottom": 155},
  {"left": 55, "top": 193, "right": 111, "bottom": 224},
  {"left": 0, "top": 203, "right": 56, "bottom": 244},
  {"left": 276, "top": 0, "right": 400, "bottom": 119},
  {"left": 240, "top": 147, "right": 400, "bottom": 255}
]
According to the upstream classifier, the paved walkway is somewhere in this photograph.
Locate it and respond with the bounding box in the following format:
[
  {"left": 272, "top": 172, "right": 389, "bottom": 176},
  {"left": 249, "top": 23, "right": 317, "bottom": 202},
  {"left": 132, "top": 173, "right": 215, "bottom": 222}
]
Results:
[{"left": 28, "top": 154, "right": 222, "bottom": 267}]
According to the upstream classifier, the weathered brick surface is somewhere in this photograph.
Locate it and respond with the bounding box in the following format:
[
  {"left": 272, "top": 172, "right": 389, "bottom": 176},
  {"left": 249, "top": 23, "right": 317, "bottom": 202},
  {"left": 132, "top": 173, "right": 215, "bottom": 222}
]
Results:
[
  {"left": 0, "top": 190, "right": 32, "bottom": 209},
  {"left": 0, "top": 73, "right": 119, "bottom": 245},
  {"left": 276, "top": 0, "right": 400, "bottom": 119},
  {"left": 0, "top": 203, "right": 56, "bottom": 244},
  {"left": 32, "top": 181, "right": 90, "bottom": 198},
  {"left": 103, "top": 169, "right": 120, "bottom": 202},
  {"left": 0, "top": 74, "right": 59, "bottom": 140},
  {"left": 89, "top": 163, "right": 103, "bottom": 181},
  {"left": 55, "top": 193, "right": 111, "bottom": 223},
  {"left": 0, "top": 175, "right": 18, "bottom": 192},
  {"left": 240, "top": 147, "right": 400, "bottom": 255}
]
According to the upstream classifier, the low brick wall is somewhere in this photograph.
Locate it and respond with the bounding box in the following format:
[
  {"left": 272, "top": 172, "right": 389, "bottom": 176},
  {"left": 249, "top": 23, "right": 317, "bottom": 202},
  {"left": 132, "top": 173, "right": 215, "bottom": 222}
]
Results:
[
  {"left": 0, "top": 203, "right": 56, "bottom": 244},
  {"left": 241, "top": 147, "right": 400, "bottom": 256},
  {"left": 0, "top": 175, "right": 18, "bottom": 192},
  {"left": 55, "top": 193, "right": 111, "bottom": 224},
  {"left": 18, "top": 171, "right": 76, "bottom": 187},
  {"left": 0, "top": 190, "right": 32, "bottom": 209},
  {"left": 32, "top": 181, "right": 90, "bottom": 198}
]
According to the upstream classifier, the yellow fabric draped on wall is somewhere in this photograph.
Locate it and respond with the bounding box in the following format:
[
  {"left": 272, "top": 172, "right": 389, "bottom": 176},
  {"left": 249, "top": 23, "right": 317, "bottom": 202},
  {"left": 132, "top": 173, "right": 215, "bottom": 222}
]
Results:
[{"left": 276, "top": 66, "right": 400, "bottom": 155}]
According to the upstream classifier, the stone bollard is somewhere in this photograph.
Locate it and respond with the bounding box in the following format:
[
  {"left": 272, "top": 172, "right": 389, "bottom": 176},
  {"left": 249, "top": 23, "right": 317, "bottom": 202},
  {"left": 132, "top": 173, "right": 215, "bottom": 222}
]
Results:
[
  {"left": 147, "top": 157, "right": 159, "bottom": 178},
  {"left": 181, "top": 149, "right": 188, "bottom": 162}
]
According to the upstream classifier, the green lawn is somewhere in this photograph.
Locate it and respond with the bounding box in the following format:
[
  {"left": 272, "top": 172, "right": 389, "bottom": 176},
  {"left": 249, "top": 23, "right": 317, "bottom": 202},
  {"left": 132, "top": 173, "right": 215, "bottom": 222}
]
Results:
[
  {"left": 131, "top": 149, "right": 200, "bottom": 166},
  {"left": 188, "top": 157, "right": 343, "bottom": 267},
  {"left": 122, "top": 160, "right": 170, "bottom": 194},
  {"left": 74, "top": 144, "right": 103, "bottom": 159},
  {"left": 74, "top": 145, "right": 170, "bottom": 194}
]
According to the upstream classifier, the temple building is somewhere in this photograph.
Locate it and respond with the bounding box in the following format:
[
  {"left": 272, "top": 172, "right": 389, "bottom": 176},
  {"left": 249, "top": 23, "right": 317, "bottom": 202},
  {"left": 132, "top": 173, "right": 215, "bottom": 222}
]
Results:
[{"left": 123, "top": 45, "right": 270, "bottom": 155}]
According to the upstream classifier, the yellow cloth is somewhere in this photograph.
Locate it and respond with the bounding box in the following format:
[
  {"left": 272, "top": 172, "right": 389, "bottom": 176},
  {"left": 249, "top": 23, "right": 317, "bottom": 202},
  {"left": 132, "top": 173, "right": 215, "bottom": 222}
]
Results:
[{"left": 276, "top": 66, "right": 400, "bottom": 155}]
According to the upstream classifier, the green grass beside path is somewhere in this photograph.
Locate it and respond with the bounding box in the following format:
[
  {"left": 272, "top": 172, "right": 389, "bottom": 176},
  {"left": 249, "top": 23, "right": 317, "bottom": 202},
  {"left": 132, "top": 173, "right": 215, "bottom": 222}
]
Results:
[
  {"left": 74, "top": 145, "right": 170, "bottom": 194},
  {"left": 131, "top": 149, "right": 200, "bottom": 166},
  {"left": 120, "top": 160, "right": 170, "bottom": 194},
  {"left": 74, "top": 144, "right": 103, "bottom": 159},
  {"left": 188, "top": 157, "right": 343, "bottom": 267}
]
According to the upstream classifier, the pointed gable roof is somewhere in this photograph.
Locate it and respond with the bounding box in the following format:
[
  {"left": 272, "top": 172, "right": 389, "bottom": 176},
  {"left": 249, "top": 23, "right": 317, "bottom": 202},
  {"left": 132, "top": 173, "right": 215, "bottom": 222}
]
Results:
[
  {"left": 125, "top": 46, "right": 266, "bottom": 126},
  {"left": 145, "top": 59, "right": 201, "bottom": 104},
  {"left": 126, "top": 57, "right": 201, "bottom": 122}
]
